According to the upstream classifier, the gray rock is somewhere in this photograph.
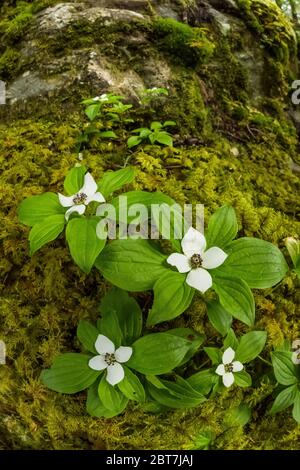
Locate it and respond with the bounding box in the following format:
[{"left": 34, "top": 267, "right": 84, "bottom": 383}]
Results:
[
  {"left": 7, "top": 71, "right": 63, "bottom": 103},
  {"left": 156, "top": 5, "right": 180, "bottom": 21},
  {"left": 36, "top": 3, "right": 146, "bottom": 33}
]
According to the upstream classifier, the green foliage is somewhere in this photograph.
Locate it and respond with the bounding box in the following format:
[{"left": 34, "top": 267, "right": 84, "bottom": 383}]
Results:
[
  {"left": 206, "top": 301, "right": 232, "bottom": 336},
  {"left": 127, "top": 333, "right": 190, "bottom": 375},
  {"left": 0, "top": 47, "right": 20, "bottom": 79},
  {"left": 128, "top": 121, "right": 176, "bottom": 148},
  {"left": 146, "top": 375, "right": 205, "bottom": 409},
  {"left": 270, "top": 349, "right": 300, "bottom": 423},
  {"left": 148, "top": 271, "right": 194, "bottom": 325},
  {"left": 96, "top": 239, "right": 167, "bottom": 291},
  {"left": 216, "top": 238, "right": 289, "bottom": 288},
  {"left": 205, "top": 205, "right": 238, "bottom": 250},
  {"left": 153, "top": 18, "right": 215, "bottom": 67},
  {"left": 66, "top": 217, "right": 106, "bottom": 274},
  {"left": 212, "top": 276, "right": 255, "bottom": 326}
]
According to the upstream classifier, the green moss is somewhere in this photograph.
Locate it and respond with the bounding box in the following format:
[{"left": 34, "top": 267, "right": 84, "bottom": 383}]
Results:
[
  {"left": 237, "top": 0, "right": 296, "bottom": 96},
  {"left": 0, "top": 111, "right": 299, "bottom": 449},
  {"left": 0, "top": 47, "right": 20, "bottom": 80},
  {"left": 152, "top": 18, "right": 215, "bottom": 67},
  {"left": 0, "top": 1, "right": 58, "bottom": 46}
]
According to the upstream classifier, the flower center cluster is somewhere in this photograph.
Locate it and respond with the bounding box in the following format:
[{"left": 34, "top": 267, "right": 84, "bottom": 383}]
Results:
[
  {"left": 73, "top": 192, "right": 87, "bottom": 205},
  {"left": 190, "top": 253, "right": 203, "bottom": 269},
  {"left": 104, "top": 353, "right": 116, "bottom": 366},
  {"left": 224, "top": 363, "right": 234, "bottom": 373}
]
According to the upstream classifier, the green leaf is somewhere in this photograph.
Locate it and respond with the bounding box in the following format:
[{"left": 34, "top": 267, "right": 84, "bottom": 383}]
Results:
[
  {"left": 99, "top": 167, "right": 135, "bottom": 199},
  {"left": 205, "top": 205, "right": 238, "bottom": 249},
  {"left": 225, "top": 404, "right": 251, "bottom": 427},
  {"left": 111, "top": 191, "right": 177, "bottom": 216},
  {"left": 285, "top": 237, "right": 300, "bottom": 270},
  {"left": 213, "top": 275, "right": 255, "bottom": 326},
  {"left": 66, "top": 217, "right": 107, "bottom": 273},
  {"left": 236, "top": 331, "right": 267, "bottom": 363},
  {"left": 77, "top": 320, "right": 99, "bottom": 354},
  {"left": 271, "top": 351, "right": 298, "bottom": 386},
  {"left": 189, "top": 431, "right": 214, "bottom": 450},
  {"left": 97, "top": 309, "right": 123, "bottom": 348},
  {"left": 292, "top": 390, "right": 300, "bottom": 423},
  {"left": 127, "top": 333, "right": 190, "bottom": 375},
  {"left": 41, "top": 353, "right": 99, "bottom": 393},
  {"left": 64, "top": 166, "right": 87, "bottom": 195},
  {"left": 18, "top": 193, "right": 65, "bottom": 226},
  {"left": 86, "top": 381, "right": 123, "bottom": 418},
  {"left": 85, "top": 104, "right": 101, "bottom": 121},
  {"left": 269, "top": 385, "right": 297, "bottom": 415},
  {"left": 118, "top": 366, "right": 145, "bottom": 402},
  {"left": 109, "top": 191, "right": 179, "bottom": 235},
  {"left": 139, "top": 129, "right": 152, "bottom": 138},
  {"left": 98, "top": 374, "right": 128, "bottom": 412},
  {"left": 151, "top": 202, "right": 186, "bottom": 252},
  {"left": 99, "top": 131, "right": 117, "bottom": 138},
  {"left": 187, "top": 369, "right": 218, "bottom": 395},
  {"left": 216, "top": 238, "right": 288, "bottom": 288},
  {"left": 146, "top": 376, "right": 205, "bottom": 409},
  {"left": 29, "top": 214, "right": 65, "bottom": 255},
  {"left": 95, "top": 239, "right": 167, "bottom": 291},
  {"left": 223, "top": 329, "right": 239, "bottom": 350},
  {"left": 234, "top": 370, "right": 252, "bottom": 387},
  {"left": 167, "top": 328, "right": 205, "bottom": 366},
  {"left": 207, "top": 300, "right": 232, "bottom": 336},
  {"left": 163, "top": 120, "right": 176, "bottom": 127},
  {"left": 147, "top": 271, "right": 194, "bottom": 326},
  {"left": 100, "top": 288, "right": 142, "bottom": 344},
  {"left": 150, "top": 121, "right": 162, "bottom": 130},
  {"left": 127, "top": 135, "right": 142, "bottom": 148},
  {"left": 154, "top": 132, "right": 173, "bottom": 146},
  {"left": 204, "top": 347, "right": 222, "bottom": 365}
]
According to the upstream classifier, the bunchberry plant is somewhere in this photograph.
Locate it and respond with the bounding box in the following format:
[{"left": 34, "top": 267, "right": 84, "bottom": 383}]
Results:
[
  {"left": 18, "top": 165, "right": 135, "bottom": 273},
  {"left": 127, "top": 121, "right": 176, "bottom": 148},
  {"left": 41, "top": 288, "right": 204, "bottom": 417},
  {"left": 139, "top": 87, "right": 169, "bottom": 106},
  {"left": 96, "top": 205, "right": 288, "bottom": 327},
  {"left": 187, "top": 329, "right": 267, "bottom": 393},
  {"left": 17, "top": 89, "right": 299, "bottom": 427},
  {"left": 77, "top": 93, "right": 126, "bottom": 150},
  {"left": 269, "top": 343, "right": 300, "bottom": 424}
]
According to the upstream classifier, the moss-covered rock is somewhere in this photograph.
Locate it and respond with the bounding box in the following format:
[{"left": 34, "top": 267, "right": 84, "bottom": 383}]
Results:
[{"left": 0, "top": 0, "right": 299, "bottom": 450}]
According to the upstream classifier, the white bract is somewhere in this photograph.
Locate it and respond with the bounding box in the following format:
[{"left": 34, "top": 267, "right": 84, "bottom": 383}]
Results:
[
  {"left": 167, "top": 227, "right": 227, "bottom": 293},
  {"left": 89, "top": 334, "right": 133, "bottom": 386},
  {"left": 58, "top": 172, "right": 105, "bottom": 221},
  {"left": 215, "top": 347, "right": 244, "bottom": 387},
  {"left": 93, "top": 94, "right": 109, "bottom": 102},
  {"left": 292, "top": 339, "right": 300, "bottom": 365}
]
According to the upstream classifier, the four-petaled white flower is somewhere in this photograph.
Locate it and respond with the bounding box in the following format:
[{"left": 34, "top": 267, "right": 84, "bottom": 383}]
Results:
[
  {"left": 58, "top": 172, "right": 105, "bottom": 221},
  {"left": 93, "top": 94, "right": 109, "bottom": 102},
  {"left": 215, "top": 347, "right": 244, "bottom": 387},
  {"left": 292, "top": 339, "right": 300, "bottom": 365},
  {"left": 167, "top": 227, "right": 228, "bottom": 293},
  {"left": 89, "top": 334, "right": 133, "bottom": 386}
]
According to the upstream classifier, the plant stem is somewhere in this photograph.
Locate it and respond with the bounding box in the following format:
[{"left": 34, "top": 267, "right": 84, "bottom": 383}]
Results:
[{"left": 258, "top": 355, "right": 272, "bottom": 367}]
